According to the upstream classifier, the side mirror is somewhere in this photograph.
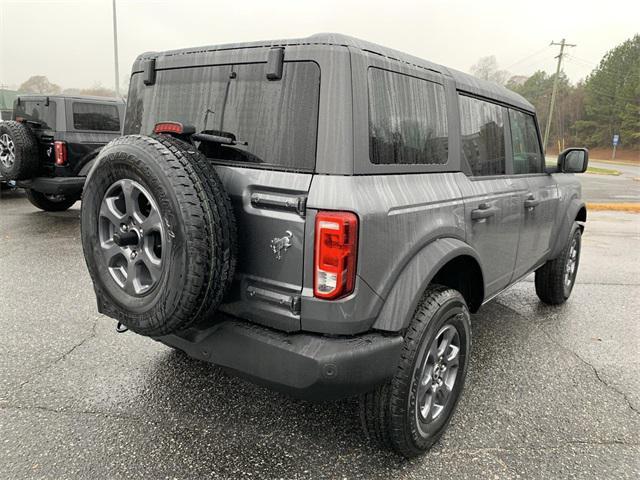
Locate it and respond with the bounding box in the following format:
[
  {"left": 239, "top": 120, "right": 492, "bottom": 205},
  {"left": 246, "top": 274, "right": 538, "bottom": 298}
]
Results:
[{"left": 558, "top": 148, "right": 589, "bottom": 173}]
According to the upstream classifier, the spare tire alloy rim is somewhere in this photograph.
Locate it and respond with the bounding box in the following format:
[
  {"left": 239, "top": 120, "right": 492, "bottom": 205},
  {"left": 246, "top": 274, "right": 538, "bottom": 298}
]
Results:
[
  {"left": 0, "top": 134, "right": 15, "bottom": 169},
  {"left": 99, "top": 179, "right": 166, "bottom": 296},
  {"left": 565, "top": 236, "right": 578, "bottom": 288},
  {"left": 415, "top": 323, "right": 461, "bottom": 432}
]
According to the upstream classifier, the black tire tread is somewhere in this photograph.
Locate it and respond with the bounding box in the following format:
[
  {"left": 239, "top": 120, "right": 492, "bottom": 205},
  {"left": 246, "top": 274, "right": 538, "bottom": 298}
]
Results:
[
  {"left": 360, "top": 285, "right": 469, "bottom": 458},
  {"left": 535, "top": 225, "right": 581, "bottom": 305},
  {"left": 153, "top": 135, "right": 238, "bottom": 315}
]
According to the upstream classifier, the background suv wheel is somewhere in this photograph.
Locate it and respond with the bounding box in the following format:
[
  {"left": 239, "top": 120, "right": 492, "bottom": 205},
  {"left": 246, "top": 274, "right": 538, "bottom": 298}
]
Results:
[{"left": 26, "top": 190, "right": 79, "bottom": 212}]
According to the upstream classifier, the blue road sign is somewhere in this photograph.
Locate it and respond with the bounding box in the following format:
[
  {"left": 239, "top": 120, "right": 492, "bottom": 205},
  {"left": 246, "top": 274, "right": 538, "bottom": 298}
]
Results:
[{"left": 613, "top": 134, "right": 619, "bottom": 146}]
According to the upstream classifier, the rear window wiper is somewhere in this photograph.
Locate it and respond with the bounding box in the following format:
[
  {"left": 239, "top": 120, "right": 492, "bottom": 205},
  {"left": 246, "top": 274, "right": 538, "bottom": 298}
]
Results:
[
  {"left": 153, "top": 122, "right": 261, "bottom": 163},
  {"left": 193, "top": 129, "right": 248, "bottom": 146}
]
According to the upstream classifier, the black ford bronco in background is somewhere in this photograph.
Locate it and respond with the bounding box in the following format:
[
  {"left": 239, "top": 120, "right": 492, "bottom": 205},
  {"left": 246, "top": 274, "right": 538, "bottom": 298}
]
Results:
[
  {"left": 80, "top": 34, "right": 588, "bottom": 457},
  {"left": 0, "top": 95, "right": 124, "bottom": 211}
]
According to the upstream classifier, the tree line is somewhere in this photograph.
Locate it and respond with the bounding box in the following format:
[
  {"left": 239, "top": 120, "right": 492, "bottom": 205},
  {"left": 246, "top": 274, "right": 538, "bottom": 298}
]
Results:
[
  {"left": 472, "top": 35, "right": 639, "bottom": 151},
  {"left": 14, "top": 75, "right": 123, "bottom": 99}
]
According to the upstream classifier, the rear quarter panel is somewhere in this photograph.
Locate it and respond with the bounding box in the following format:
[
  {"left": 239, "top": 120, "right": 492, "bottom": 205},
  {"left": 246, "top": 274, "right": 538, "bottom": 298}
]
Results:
[
  {"left": 303, "top": 172, "right": 467, "bottom": 333},
  {"left": 57, "top": 131, "right": 122, "bottom": 175}
]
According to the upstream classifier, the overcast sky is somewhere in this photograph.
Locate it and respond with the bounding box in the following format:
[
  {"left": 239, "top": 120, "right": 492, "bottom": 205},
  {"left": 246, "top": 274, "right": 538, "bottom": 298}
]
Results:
[{"left": 1, "top": 0, "right": 638, "bottom": 92}]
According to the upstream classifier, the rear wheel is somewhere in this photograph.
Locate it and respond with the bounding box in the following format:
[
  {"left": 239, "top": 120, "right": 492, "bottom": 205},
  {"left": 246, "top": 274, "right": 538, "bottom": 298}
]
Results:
[
  {"left": 360, "top": 285, "right": 471, "bottom": 457},
  {"left": 81, "top": 134, "right": 237, "bottom": 336},
  {"left": 535, "top": 225, "right": 582, "bottom": 305},
  {"left": 26, "top": 189, "right": 79, "bottom": 211},
  {"left": 0, "top": 121, "right": 39, "bottom": 180}
]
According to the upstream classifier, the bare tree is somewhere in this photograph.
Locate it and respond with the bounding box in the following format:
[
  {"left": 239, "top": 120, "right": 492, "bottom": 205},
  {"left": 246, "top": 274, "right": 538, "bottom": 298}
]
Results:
[
  {"left": 469, "top": 56, "right": 510, "bottom": 85},
  {"left": 78, "top": 83, "right": 117, "bottom": 98},
  {"left": 18, "top": 75, "right": 62, "bottom": 94}
]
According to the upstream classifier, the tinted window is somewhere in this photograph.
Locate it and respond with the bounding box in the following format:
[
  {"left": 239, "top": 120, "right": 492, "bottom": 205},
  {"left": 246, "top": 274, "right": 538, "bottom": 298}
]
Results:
[
  {"left": 459, "top": 95, "right": 506, "bottom": 176},
  {"left": 509, "top": 109, "right": 543, "bottom": 174},
  {"left": 368, "top": 68, "right": 448, "bottom": 165},
  {"left": 73, "top": 102, "right": 120, "bottom": 131},
  {"left": 14, "top": 100, "right": 56, "bottom": 129},
  {"left": 125, "top": 62, "right": 320, "bottom": 171}
]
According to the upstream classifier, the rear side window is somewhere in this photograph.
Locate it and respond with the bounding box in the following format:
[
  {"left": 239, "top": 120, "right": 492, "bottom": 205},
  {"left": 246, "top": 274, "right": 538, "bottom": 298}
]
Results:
[
  {"left": 14, "top": 100, "right": 56, "bottom": 129},
  {"left": 509, "top": 109, "right": 543, "bottom": 174},
  {"left": 73, "top": 102, "right": 121, "bottom": 131},
  {"left": 459, "top": 95, "right": 506, "bottom": 176},
  {"left": 125, "top": 61, "right": 320, "bottom": 171},
  {"left": 368, "top": 68, "right": 448, "bottom": 165}
]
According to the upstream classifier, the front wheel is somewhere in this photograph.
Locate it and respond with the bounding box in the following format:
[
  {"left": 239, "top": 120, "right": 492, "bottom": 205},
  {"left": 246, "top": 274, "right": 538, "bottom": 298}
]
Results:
[
  {"left": 26, "top": 189, "right": 79, "bottom": 212},
  {"left": 535, "top": 225, "right": 582, "bottom": 305},
  {"left": 360, "top": 285, "right": 471, "bottom": 457}
]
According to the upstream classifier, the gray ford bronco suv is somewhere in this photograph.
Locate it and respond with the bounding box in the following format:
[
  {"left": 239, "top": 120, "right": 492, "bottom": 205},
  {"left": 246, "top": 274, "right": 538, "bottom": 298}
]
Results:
[
  {"left": 0, "top": 95, "right": 124, "bottom": 211},
  {"left": 81, "top": 34, "right": 588, "bottom": 457}
]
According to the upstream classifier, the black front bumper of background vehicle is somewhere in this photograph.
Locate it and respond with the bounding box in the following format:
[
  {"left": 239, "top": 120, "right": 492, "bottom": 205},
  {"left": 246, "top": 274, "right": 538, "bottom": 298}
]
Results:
[
  {"left": 16, "top": 176, "right": 85, "bottom": 195},
  {"left": 154, "top": 317, "right": 404, "bottom": 401}
]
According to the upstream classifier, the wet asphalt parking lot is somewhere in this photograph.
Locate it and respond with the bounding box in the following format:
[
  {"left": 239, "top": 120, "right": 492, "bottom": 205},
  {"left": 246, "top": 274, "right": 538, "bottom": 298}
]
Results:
[{"left": 0, "top": 187, "right": 638, "bottom": 479}]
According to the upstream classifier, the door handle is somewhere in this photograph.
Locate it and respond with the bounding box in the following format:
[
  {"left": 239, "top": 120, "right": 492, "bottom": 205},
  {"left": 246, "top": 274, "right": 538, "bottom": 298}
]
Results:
[
  {"left": 471, "top": 203, "right": 498, "bottom": 220},
  {"left": 524, "top": 195, "right": 540, "bottom": 209}
]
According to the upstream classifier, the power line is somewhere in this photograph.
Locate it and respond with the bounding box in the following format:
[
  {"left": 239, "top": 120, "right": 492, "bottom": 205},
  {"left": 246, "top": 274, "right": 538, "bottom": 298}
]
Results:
[
  {"left": 505, "top": 46, "right": 552, "bottom": 70},
  {"left": 567, "top": 54, "right": 599, "bottom": 66}
]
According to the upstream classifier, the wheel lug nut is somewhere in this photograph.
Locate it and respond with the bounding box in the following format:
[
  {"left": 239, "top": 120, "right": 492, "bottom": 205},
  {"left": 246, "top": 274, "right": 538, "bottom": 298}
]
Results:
[
  {"left": 130, "top": 251, "right": 137, "bottom": 260},
  {"left": 120, "top": 224, "right": 128, "bottom": 232}
]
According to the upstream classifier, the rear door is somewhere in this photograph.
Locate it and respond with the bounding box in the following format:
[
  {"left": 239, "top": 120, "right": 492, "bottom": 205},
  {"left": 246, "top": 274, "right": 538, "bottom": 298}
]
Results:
[
  {"left": 124, "top": 59, "right": 321, "bottom": 331},
  {"left": 508, "top": 109, "right": 559, "bottom": 278},
  {"left": 455, "top": 94, "right": 524, "bottom": 297}
]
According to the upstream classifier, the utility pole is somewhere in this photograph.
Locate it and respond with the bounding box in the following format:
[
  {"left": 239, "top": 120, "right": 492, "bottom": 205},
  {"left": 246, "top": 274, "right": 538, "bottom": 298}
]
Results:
[
  {"left": 112, "top": 0, "right": 120, "bottom": 97},
  {"left": 543, "top": 38, "right": 575, "bottom": 151}
]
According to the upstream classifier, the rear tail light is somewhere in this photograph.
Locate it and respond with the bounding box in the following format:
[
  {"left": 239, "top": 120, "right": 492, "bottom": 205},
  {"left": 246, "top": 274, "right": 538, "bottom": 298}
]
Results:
[
  {"left": 153, "top": 121, "right": 184, "bottom": 134},
  {"left": 153, "top": 121, "right": 199, "bottom": 136},
  {"left": 54, "top": 141, "right": 67, "bottom": 166},
  {"left": 314, "top": 211, "right": 359, "bottom": 300}
]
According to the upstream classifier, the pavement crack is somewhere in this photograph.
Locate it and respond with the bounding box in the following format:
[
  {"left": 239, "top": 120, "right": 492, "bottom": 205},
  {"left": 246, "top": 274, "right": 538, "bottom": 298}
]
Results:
[
  {"left": 17, "top": 315, "right": 100, "bottom": 389},
  {"left": 497, "top": 300, "right": 640, "bottom": 417},
  {"left": 539, "top": 324, "right": 640, "bottom": 416}
]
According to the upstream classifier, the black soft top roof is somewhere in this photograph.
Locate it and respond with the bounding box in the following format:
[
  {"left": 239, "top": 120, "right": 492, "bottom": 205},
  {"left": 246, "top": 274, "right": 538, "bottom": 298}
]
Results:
[{"left": 135, "top": 33, "right": 533, "bottom": 112}]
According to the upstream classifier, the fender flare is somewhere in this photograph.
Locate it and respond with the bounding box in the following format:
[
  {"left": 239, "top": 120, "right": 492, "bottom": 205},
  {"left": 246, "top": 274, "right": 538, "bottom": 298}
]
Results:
[
  {"left": 549, "top": 198, "right": 586, "bottom": 259},
  {"left": 73, "top": 150, "right": 101, "bottom": 177},
  {"left": 372, "top": 237, "right": 484, "bottom": 332}
]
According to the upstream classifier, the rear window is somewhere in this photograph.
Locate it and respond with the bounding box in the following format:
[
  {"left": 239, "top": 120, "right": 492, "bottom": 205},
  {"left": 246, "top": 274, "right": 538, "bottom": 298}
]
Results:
[
  {"left": 125, "top": 61, "right": 320, "bottom": 171},
  {"left": 73, "top": 102, "right": 121, "bottom": 131},
  {"left": 459, "top": 95, "right": 506, "bottom": 176},
  {"left": 368, "top": 68, "right": 448, "bottom": 165},
  {"left": 14, "top": 100, "right": 56, "bottom": 129}
]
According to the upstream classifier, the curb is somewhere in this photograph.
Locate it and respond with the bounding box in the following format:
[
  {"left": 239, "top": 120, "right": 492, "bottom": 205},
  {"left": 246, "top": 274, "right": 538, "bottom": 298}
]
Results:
[{"left": 587, "top": 203, "right": 640, "bottom": 213}]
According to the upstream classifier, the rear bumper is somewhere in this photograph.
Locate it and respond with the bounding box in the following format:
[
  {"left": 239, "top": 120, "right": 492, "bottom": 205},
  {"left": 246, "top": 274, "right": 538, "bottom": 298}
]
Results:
[
  {"left": 155, "top": 316, "right": 403, "bottom": 401},
  {"left": 17, "top": 176, "right": 85, "bottom": 195}
]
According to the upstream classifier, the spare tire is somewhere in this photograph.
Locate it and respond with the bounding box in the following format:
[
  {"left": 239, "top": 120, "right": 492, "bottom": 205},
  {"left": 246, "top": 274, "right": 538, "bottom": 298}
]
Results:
[
  {"left": 0, "top": 121, "right": 39, "bottom": 180},
  {"left": 81, "top": 134, "right": 237, "bottom": 336}
]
